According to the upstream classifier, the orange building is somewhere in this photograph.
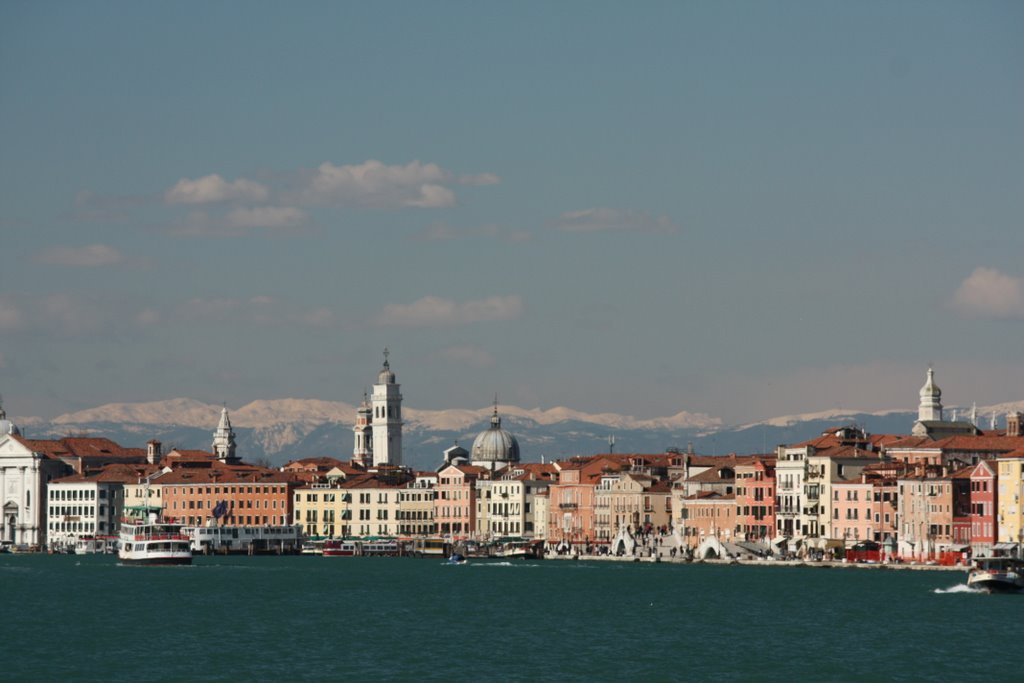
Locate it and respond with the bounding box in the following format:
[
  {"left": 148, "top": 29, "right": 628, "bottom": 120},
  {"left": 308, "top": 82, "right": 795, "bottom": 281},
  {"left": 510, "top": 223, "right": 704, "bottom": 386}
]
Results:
[
  {"left": 679, "top": 492, "right": 736, "bottom": 549},
  {"left": 158, "top": 464, "right": 300, "bottom": 527}
]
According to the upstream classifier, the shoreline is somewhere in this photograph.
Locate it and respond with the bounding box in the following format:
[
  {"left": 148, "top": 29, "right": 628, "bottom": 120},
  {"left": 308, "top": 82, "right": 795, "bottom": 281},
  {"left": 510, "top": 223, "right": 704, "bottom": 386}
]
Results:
[{"left": 547, "top": 554, "right": 967, "bottom": 571}]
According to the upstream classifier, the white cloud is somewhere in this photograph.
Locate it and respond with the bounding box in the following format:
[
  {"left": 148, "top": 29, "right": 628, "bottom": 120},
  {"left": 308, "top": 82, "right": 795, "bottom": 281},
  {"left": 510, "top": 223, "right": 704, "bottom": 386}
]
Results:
[
  {"left": 555, "top": 207, "right": 679, "bottom": 234},
  {"left": 951, "top": 267, "right": 1024, "bottom": 320},
  {"left": 440, "top": 345, "right": 496, "bottom": 368},
  {"left": 225, "top": 206, "right": 307, "bottom": 230},
  {"left": 0, "top": 300, "right": 25, "bottom": 330},
  {"left": 376, "top": 295, "right": 523, "bottom": 327},
  {"left": 35, "top": 244, "right": 125, "bottom": 267},
  {"left": 164, "top": 174, "right": 269, "bottom": 205},
  {"left": 302, "top": 159, "right": 461, "bottom": 208}
]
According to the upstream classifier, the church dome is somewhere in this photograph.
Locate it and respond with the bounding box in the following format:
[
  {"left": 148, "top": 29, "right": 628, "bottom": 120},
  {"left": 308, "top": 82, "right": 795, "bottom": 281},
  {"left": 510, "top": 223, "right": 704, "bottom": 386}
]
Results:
[
  {"left": 0, "top": 401, "right": 19, "bottom": 436},
  {"left": 471, "top": 408, "right": 520, "bottom": 464},
  {"left": 378, "top": 348, "right": 396, "bottom": 384}
]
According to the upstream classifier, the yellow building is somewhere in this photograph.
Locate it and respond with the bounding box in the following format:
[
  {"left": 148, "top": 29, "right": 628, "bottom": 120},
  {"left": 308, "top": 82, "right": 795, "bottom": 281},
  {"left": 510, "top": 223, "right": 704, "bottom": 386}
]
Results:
[
  {"left": 293, "top": 483, "right": 351, "bottom": 538},
  {"left": 996, "top": 453, "right": 1024, "bottom": 545}
]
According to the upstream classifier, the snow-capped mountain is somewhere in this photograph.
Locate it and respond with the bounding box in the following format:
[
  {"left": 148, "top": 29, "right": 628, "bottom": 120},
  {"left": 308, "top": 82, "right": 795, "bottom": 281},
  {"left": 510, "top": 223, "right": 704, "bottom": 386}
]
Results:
[{"left": 11, "top": 397, "right": 1022, "bottom": 471}]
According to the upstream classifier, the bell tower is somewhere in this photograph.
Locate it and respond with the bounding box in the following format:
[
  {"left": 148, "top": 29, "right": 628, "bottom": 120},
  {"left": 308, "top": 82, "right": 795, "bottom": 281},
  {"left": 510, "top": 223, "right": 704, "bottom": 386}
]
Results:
[
  {"left": 371, "top": 348, "right": 403, "bottom": 466},
  {"left": 212, "top": 405, "right": 240, "bottom": 464}
]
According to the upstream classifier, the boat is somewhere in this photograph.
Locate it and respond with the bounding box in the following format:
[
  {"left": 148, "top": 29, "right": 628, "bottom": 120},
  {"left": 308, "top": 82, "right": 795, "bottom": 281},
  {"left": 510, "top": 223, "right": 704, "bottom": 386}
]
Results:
[
  {"left": 323, "top": 540, "right": 360, "bottom": 557},
  {"left": 967, "top": 556, "right": 1024, "bottom": 593},
  {"left": 447, "top": 553, "right": 467, "bottom": 565},
  {"left": 301, "top": 539, "right": 325, "bottom": 555},
  {"left": 74, "top": 535, "right": 117, "bottom": 555},
  {"left": 118, "top": 505, "right": 192, "bottom": 566}
]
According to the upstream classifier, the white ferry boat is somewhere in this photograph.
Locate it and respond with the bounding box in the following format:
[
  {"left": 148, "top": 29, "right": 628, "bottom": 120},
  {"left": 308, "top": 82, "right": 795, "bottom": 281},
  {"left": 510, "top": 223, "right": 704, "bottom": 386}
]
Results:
[
  {"left": 118, "top": 505, "right": 192, "bottom": 566},
  {"left": 967, "top": 556, "right": 1024, "bottom": 593}
]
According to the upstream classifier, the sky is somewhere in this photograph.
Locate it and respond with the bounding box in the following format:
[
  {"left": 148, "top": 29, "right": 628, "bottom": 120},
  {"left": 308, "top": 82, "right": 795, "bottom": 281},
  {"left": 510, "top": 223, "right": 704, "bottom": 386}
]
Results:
[{"left": 1, "top": 1, "right": 1023, "bottom": 424}]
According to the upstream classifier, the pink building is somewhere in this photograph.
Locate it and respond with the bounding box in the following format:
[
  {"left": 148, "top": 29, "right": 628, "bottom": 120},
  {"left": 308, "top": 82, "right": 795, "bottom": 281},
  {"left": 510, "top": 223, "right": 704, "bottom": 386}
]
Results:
[
  {"left": 967, "top": 460, "right": 998, "bottom": 553},
  {"left": 435, "top": 464, "right": 487, "bottom": 538},
  {"left": 735, "top": 457, "right": 775, "bottom": 541}
]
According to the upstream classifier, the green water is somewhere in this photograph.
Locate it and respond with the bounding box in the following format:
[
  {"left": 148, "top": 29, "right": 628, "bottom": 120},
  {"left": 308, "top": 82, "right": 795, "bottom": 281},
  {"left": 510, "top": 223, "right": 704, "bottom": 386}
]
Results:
[{"left": 1, "top": 555, "right": 1018, "bottom": 681}]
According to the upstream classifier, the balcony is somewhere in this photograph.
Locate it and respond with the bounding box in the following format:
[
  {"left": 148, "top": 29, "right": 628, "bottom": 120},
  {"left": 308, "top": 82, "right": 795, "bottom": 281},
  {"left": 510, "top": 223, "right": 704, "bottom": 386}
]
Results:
[{"left": 558, "top": 502, "right": 578, "bottom": 510}]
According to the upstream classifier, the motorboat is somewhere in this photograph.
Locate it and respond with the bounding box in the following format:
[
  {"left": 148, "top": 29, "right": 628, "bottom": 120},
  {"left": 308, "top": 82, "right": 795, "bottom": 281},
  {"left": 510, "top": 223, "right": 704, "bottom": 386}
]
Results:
[{"left": 967, "top": 556, "right": 1024, "bottom": 593}]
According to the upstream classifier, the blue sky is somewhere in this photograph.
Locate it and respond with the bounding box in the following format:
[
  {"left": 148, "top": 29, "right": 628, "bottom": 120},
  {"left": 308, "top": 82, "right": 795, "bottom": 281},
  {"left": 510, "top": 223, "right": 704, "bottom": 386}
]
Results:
[{"left": 1, "top": 2, "right": 1022, "bottom": 423}]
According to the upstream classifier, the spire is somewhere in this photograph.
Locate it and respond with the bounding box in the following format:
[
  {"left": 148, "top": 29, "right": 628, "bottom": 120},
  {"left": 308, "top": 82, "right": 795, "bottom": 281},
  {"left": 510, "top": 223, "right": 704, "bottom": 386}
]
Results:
[
  {"left": 918, "top": 366, "right": 943, "bottom": 422},
  {"left": 491, "top": 394, "right": 501, "bottom": 428},
  {"left": 212, "top": 404, "right": 238, "bottom": 463}
]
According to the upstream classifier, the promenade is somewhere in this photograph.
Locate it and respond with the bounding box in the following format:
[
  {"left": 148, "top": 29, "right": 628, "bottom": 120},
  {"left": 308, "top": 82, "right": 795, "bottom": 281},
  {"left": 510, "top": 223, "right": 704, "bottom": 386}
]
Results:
[{"left": 547, "top": 552, "right": 966, "bottom": 571}]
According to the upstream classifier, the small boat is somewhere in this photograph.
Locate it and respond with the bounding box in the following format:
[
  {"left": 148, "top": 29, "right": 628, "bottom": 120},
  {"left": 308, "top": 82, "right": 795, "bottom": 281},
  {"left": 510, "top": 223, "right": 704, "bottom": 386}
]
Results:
[
  {"left": 323, "top": 540, "right": 359, "bottom": 557},
  {"left": 967, "top": 557, "right": 1024, "bottom": 593},
  {"left": 301, "top": 540, "right": 325, "bottom": 555},
  {"left": 119, "top": 505, "right": 192, "bottom": 566},
  {"left": 448, "top": 553, "right": 467, "bottom": 565}
]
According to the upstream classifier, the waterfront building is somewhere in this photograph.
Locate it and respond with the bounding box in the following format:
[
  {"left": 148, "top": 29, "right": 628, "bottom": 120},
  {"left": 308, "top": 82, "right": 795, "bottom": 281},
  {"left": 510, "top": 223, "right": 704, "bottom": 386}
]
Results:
[
  {"left": 533, "top": 487, "right": 549, "bottom": 541},
  {"left": 1, "top": 416, "right": 145, "bottom": 548},
  {"left": 678, "top": 492, "right": 736, "bottom": 550},
  {"left": 897, "top": 475, "right": 955, "bottom": 561},
  {"left": 775, "top": 444, "right": 806, "bottom": 543},
  {"left": 344, "top": 469, "right": 409, "bottom": 537},
  {"left": 158, "top": 465, "right": 298, "bottom": 527},
  {"left": 435, "top": 463, "right": 487, "bottom": 538},
  {"left": 46, "top": 463, "right": 159, "bottom": 550},
  {"left": 735, "top": 457, "right": 776, "bottom": 542},
  {"left": 831, "top": 470, "right": 898, "bottom": 548},
  {"left": 294, "top": 481, "right": 350, "bottom": 538},
  {"left": 951, "top": 466, "right": 973, "bottom": 550},
  {"left": 966, "top": 460, "right": 997, "bottom": 555},
  {"left": 399, "top": 472, "right": 437, "bottom": 537},
  {"left": 593, "top": 468, "right": 627, "bottom": 542},
  {"left": 550, "top": 453, "right": 682, "bottom": 548},
  {"left": 547, "top": 458, "right": 601, "bottom": 547},
  {"left": 478, "top": 463, "right": 555, "bottom": 538},
  {"left": 607, "top": 473, "right": 672, "bottom": 535},
  {"left": 806, "top": 446, "right": 883, "bottom": 551},
  {"left": 995, "top": 450, "right": 1024, "bottom": 549}
]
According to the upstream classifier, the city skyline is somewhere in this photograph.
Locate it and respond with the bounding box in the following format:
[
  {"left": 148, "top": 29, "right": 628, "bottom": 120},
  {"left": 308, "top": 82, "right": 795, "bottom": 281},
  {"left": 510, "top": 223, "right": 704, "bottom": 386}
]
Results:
[{"left": 2, "top": 3, "right": 1023, "bottom": 423}]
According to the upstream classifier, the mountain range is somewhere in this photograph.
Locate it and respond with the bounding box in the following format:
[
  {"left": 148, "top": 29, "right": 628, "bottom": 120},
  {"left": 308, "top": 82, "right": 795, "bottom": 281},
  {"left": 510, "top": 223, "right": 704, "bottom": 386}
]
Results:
[{"left": 10, "top": 398, "right": 1024, "bottom": 471}]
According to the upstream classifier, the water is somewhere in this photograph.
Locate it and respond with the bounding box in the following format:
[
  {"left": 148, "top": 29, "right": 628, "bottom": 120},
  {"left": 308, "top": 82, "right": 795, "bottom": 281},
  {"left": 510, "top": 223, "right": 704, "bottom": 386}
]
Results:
[{"left": 2, "top": 555, "right": 1019, "bottom": 681}]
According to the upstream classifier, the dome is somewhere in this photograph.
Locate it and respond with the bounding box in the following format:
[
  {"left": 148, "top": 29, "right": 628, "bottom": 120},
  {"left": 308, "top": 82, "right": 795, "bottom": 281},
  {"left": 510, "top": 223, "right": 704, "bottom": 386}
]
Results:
[
  {"left": 471, "top": 409, "right": 520, "bottom": 464},
  {"left": 0, "top": 401, "right": 18, "bottom": 436},
  {"left": 377, "top": 348, "right": 396, "bottom": 384}
]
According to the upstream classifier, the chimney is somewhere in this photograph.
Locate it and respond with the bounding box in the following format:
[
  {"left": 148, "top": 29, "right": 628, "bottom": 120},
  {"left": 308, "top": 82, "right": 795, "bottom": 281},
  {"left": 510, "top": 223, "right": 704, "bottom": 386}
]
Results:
[
  {"left": 147, "top": 440, "right": 162, "bottom": 465},
  {"left": 1008, "top": 412, "right": 1023, "bottom": 438}
]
